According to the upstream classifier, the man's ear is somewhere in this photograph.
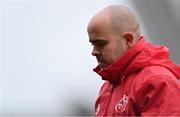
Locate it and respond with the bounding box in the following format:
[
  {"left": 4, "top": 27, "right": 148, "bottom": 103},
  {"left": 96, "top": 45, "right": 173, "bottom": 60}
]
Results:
[{"left": 122, "top": 32, "right": 135, "bottom": 48}]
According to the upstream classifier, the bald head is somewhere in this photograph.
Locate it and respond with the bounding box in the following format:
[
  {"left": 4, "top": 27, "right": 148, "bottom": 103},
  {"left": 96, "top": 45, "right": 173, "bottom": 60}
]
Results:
[
  {"left": 88, "top": 5, "right": 142, "bottom": 69},
  {"left": 88, "top": 4, "right": 141, "bottom": 40}
]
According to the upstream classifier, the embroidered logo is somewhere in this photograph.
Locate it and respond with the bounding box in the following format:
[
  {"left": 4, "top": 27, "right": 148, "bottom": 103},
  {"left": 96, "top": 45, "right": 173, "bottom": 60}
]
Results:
[
  {"left": 95, "top": 104, "right": 100, "bottom": 114},
  {"left": 115, "top": 94, "right": 129, "bottom": 113}
]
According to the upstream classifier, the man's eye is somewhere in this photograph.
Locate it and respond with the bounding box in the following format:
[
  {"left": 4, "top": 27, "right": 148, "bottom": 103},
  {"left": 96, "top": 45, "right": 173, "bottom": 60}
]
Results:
[
  {"left": 90, "top": 41, "right": 107, "bottom": 47},
  {"left": 96, "top": 43, "right": 105, "bottom": 46},
  {"left": 95, "top": 42, "right": 107, "bottom": 47}
]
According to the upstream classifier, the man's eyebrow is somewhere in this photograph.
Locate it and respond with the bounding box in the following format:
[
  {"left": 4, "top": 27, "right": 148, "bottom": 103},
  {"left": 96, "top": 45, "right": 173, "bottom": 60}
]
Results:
[{"left": 89, "top": 39, "right": 107, "bottom": 43}]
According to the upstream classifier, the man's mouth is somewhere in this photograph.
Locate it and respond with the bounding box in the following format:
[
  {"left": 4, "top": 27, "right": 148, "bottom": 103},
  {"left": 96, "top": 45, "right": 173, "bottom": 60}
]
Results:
[
  {"left": 96, "top": 58, "right": 105, "bottom": 67},
  {"left": 96, "top": 58, "right": 103, "bottom": 64},
  {"left": 96, "top": 58, "right": 109, "bottom": 68}
]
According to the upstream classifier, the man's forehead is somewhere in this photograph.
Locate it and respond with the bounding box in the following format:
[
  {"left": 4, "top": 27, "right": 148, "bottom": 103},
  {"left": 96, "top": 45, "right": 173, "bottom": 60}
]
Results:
[
  {"left": 87, "top": 20, "right": 101, "bottom": 34},
  {"left": 87, "top": 21, "right": 112, "bottom": 38}
]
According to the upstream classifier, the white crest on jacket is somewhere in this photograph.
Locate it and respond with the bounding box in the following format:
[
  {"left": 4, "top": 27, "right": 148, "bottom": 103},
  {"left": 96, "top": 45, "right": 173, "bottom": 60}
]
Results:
[{"left": 115, "top": 94, "right": 129, "bottom": 113}]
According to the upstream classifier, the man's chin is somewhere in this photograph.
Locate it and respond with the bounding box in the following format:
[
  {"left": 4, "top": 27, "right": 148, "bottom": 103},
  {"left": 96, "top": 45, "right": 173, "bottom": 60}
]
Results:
[{"left": 98, "top": 63, "right": 108, "bottom": 69}]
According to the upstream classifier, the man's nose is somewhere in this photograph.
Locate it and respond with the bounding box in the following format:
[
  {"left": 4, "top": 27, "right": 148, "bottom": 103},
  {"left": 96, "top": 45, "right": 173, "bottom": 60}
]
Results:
[{"left": 92, "top": 47, "right": 100, "bottom": 56}]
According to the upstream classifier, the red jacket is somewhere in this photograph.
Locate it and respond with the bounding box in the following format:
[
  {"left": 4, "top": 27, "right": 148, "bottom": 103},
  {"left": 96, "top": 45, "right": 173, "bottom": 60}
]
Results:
[{"left": 93, "top": 37, "right": 180, "bottom": 116}]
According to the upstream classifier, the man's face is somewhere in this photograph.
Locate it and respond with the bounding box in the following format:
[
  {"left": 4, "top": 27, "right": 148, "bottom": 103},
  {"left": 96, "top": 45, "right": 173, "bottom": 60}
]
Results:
[{"left": 88, "top": 20, "right": 127, "bottom": 69}]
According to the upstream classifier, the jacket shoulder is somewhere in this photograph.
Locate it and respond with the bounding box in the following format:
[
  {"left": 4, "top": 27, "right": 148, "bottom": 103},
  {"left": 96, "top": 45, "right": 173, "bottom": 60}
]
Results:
[
  {"left": 132, "top": 66, "right": 180, "bottom": 115},
  {"left": 135, "top": 65, "right": 177, "bottom": 82},
  {"left": 144, "top": 65, "right": 176, "bottom": 78},
  {"left": 132, "top": 65, "right": 180, "bottom": 95}
]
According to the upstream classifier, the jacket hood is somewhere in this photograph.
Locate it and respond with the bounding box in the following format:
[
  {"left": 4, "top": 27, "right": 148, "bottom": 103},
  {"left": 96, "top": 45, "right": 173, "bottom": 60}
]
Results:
[{"left": 93, "top": 36, "right": 180, "bottom": 82}]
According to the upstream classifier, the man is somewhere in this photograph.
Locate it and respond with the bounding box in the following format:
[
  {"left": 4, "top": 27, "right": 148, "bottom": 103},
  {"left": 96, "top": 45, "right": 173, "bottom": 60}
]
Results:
[{"left": 87, "top": 4, "right": 180, "bottom": 116}]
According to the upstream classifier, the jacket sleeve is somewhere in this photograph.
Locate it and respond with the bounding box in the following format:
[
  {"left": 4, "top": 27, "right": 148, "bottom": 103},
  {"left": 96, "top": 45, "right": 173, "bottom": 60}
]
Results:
[{"left": 135, "top": 75, "right": 180, "bottom": 116}]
